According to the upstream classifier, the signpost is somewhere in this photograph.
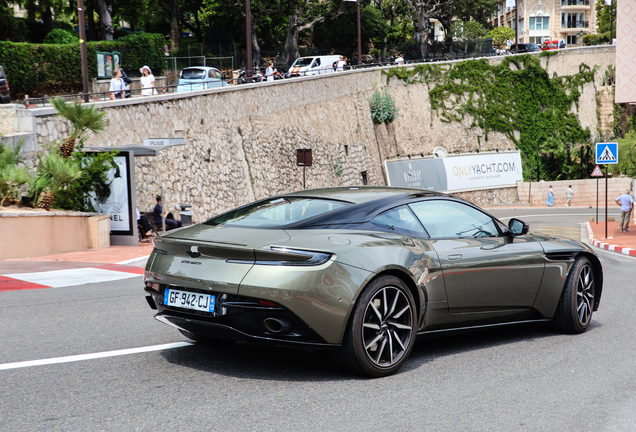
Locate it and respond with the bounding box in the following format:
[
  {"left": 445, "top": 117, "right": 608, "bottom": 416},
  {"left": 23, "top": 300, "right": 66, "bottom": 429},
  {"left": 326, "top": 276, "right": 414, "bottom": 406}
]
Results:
[
  {"left": 596, "top": 142, "right": 619, "bottom": 238},
  {"left": 296, "top": 149, "right": 312, "bottom": 189},
  {"left": 591, "top": 165, "right": 604, "bottom": 225}
]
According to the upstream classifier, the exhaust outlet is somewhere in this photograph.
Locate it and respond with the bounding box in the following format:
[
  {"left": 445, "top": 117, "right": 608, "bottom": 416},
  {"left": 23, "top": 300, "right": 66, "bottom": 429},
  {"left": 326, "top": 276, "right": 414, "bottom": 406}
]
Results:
[{"left": 263, "top": 317, "right": 292, "bottom": 334}]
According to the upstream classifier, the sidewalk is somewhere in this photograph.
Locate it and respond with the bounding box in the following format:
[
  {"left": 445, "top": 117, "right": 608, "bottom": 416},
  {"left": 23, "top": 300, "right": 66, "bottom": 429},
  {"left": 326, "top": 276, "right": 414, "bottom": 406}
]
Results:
[
  {"left": 587, "top": 220, "right": 636, "bottom": 257},
  {"left": 0, "top": 242, "right": 153, "bottom": 292}
]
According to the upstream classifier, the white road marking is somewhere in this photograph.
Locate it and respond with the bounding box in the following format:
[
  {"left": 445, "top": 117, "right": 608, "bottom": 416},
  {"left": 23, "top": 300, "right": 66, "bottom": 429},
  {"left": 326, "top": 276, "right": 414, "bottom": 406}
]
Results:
[
  {"left": 6, "top": 268, "right": 140, "bottom": 288},
  {"left": 0, "top": 342, "right": 193, "bottom": 371}
]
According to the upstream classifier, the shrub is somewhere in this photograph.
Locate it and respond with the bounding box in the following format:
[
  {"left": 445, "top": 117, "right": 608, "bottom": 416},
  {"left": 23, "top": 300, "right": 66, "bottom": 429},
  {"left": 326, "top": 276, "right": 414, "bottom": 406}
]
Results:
[
  {"left": 0, "top": 33, "right": 165, "bottom": 97},
  {"left": 370, "top": 90, "right": 399, "bottom": 125},
  {"left": 43, "top": 29, "right": 79, "bottom": 44}
]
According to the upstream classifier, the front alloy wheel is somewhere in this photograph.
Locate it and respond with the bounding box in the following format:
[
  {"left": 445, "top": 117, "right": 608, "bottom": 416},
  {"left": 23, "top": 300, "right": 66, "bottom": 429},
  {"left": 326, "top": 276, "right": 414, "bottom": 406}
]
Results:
[
  {"left": 553, "top": 256, "right": 595, "bottom": 334},
  {"left": 338, "top": 275, "right": 416, "bottom": 377}
]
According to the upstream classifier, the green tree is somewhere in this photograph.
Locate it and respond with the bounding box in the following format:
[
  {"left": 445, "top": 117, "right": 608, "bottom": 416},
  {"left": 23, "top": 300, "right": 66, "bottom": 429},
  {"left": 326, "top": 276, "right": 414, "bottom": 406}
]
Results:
[
  {"left": 488, "top": 25, "right": 515, "bottom": 48},
  {"left": 451, "top": 20, "right": 486, "bottom": 53},
  {"left": 52, "top": 97, "right": 108, "bottom": 157},
  {"left": 595, "top": 0, "right": 617, "bottom": 34}
]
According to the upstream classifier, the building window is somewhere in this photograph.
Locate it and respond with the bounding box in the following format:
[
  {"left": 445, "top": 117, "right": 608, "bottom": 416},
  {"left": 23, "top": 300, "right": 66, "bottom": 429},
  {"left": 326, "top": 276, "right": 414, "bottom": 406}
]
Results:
[
  {"left": 567, "top": 35, "right": 578, "bottom": 45},
  {"left": 361, "top": 171, "right": 368, "bottom": 185},
  {"left": 529, "top": 16, "right": 550, "bottom": 30},
  {"left": 344, "top": 145, "right": 349, "bottom": 156}
]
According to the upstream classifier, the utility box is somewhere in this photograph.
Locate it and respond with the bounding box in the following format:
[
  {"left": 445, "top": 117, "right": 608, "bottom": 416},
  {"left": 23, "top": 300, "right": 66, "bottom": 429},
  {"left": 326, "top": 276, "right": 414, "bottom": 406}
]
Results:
[
  {"left": 296, "top": 149, "right": 312, "bottom": 166},
  {"left": 180, "top": 204, "right": 193, "bottom": 226}
]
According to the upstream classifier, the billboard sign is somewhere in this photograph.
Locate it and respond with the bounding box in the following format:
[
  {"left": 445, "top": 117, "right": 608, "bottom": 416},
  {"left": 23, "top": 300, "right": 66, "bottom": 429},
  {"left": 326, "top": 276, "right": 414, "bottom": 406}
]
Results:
[
  {"left": 385, "top": 151, "right": 523, "bottom": 192},
  {"left": 88, "top": 152, "right": 134, "bottom": 235}
]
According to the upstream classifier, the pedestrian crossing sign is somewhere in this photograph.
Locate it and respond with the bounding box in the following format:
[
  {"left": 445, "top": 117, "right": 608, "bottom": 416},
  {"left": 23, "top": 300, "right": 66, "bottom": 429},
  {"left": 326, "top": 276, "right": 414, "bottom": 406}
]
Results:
[
  {"left": 591, "top": 165, "right": 603, "bottom": 177},
  {"left": 595, "top": 142, "right": 618, "bottom": 164}
]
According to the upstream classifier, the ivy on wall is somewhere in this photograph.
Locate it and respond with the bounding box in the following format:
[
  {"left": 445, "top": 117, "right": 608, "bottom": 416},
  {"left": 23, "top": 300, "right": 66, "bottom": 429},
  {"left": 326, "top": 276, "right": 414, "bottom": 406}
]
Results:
[{"left": 384, "top": 55, "right": 597, "bottom": 181}]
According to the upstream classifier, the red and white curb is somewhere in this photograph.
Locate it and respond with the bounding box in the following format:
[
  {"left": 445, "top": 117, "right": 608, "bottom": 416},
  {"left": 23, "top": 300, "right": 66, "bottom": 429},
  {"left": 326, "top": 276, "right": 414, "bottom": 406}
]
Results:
[
  {"left": 587, "top": 222, "right": 636, "bottom": 257},
  {"left": 0, "top": 264, "right": 144, "bottom": 292}
]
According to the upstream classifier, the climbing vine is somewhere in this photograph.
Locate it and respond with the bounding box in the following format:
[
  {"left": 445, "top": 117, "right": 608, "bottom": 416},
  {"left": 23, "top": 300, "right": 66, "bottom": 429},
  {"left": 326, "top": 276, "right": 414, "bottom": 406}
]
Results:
[{"left": 382, "top": 55, "right": 598, "bottom": 180}]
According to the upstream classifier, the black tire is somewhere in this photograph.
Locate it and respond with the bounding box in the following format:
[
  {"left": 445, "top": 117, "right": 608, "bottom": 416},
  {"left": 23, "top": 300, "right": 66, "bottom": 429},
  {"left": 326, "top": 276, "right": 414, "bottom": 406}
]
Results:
[
  {"left": 179, "top": 329, "right": 235, "bottom": 346},
  {"left": 552, "top": 256, "right": 595, "bottom": 334},
  {"left": 334, "top": 275, "right": 417, "bottom": 377}
]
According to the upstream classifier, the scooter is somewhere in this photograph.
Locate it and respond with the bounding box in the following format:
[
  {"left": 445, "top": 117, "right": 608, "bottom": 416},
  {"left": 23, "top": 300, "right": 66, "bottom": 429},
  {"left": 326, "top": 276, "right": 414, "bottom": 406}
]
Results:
[{"left": 237, "top": 67, "right": 265, "bottom": 84}]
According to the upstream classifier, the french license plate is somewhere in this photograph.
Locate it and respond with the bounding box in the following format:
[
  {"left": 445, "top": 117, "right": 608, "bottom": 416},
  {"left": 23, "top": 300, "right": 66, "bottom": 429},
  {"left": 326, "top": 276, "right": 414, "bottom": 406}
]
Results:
[{"left": 164, "top": 289, "right": 215, "bottom": 313}]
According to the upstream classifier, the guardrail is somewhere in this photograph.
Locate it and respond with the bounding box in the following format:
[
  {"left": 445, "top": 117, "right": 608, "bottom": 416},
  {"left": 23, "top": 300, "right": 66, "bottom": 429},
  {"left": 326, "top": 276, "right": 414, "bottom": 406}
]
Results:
[{"left": 19, "top": 52, "right": 512, "bottom": 107}]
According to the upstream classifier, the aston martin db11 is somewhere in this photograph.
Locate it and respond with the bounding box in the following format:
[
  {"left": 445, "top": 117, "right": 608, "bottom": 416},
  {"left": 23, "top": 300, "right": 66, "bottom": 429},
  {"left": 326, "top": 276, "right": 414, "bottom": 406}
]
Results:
[{"left": 144, "top": 187, "right": 602, "bottom": 377}]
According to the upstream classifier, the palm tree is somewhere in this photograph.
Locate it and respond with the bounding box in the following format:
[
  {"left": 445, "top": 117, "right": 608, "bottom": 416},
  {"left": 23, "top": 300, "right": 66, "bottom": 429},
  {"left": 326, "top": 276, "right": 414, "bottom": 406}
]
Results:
[
  {"left": 52, "top": 97, "right": 108, "bottom": 158},
  {"left": 32, "top": 151, "right": 83, "bottom": 210}
]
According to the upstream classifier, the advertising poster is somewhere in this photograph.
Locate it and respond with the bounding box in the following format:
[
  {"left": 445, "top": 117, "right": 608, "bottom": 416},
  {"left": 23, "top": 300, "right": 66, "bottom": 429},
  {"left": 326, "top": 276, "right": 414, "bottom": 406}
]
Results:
[
  {"left": 89, "top": 153, "right": 133, "bottom": 235},
  {"left": 385, "top": 151, "right": 522, "bottom": 192}
]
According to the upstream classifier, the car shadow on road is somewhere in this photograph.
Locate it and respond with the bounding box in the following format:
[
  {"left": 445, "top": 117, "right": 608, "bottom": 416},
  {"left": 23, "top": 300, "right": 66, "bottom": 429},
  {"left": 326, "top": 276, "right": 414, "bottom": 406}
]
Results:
[{"left": 160, "top": 321, "right": 601, "bottom": 381}]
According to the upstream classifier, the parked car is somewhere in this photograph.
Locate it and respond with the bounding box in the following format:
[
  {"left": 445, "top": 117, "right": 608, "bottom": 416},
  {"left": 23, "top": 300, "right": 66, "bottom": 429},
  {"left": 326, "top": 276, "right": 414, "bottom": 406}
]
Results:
[
  {"left": 176, "top": 67, "right": 228, "bottom": 93},
  {"left": 143, "top": 187, "right": 603, "bottom": 377},
  {"left": 541, "top": 40, "right": 559, "bottom": 50},
  {"left": 510, "top": 43, "right": 541, "bottom": 53},
  {"left": 0, "top": 66, "right": 10, "bottom": 103},
  {"left": 287, "top": 55, "right": 340, "bottom": 77}
]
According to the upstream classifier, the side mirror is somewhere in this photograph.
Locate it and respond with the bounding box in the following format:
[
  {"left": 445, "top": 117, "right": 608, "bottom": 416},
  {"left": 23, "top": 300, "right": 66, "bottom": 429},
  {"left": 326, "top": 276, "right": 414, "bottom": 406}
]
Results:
[{"left": 508, "top": 218, "right": 529, "bottom": 236}]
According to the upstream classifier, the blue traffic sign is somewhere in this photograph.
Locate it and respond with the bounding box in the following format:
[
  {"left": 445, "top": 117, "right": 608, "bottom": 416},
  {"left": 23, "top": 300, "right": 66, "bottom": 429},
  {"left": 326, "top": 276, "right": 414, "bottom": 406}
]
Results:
[{"left": 596, "top": 142, "right": 618, "bottom": 165}]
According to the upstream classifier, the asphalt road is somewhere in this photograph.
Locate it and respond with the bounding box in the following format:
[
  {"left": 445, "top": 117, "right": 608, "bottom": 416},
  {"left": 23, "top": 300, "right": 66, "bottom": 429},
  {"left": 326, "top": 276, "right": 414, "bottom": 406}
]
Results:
[{"left": 1, "top": 208, "right": 634, "bottom": 431}]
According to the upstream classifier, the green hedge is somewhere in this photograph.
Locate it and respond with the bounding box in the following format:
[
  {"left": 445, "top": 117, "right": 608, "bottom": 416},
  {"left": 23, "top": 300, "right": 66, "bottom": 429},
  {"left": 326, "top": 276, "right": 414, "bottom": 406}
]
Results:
[{"left": 0, "top": 33, "right": 165, "bottom": 97}]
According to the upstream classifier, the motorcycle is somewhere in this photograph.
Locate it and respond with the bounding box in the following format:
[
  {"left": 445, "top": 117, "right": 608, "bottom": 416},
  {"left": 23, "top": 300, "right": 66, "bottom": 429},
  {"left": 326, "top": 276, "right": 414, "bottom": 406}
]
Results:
[{"left": 237, "top": 67, "right": 265, "bottom": 84}]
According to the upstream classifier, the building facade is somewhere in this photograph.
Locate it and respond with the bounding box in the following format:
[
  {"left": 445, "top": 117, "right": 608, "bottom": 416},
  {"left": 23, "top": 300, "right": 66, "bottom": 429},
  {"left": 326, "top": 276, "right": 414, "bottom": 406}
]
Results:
[{"left": 490, "top": 0, "right": 598, "bottom": 46}]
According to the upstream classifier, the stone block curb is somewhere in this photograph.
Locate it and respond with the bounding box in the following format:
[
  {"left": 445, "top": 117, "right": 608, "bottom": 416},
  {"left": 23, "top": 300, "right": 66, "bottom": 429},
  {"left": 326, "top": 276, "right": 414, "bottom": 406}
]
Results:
[{"left": 587, "top": 222, "right": 636, "bottom": 257}]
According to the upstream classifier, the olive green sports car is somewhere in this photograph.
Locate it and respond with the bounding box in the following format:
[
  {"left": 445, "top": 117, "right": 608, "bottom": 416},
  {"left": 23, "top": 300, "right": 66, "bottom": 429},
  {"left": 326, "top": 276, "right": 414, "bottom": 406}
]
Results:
[{"left": 144, "top": 187, "right": 602, "bottom": 377}]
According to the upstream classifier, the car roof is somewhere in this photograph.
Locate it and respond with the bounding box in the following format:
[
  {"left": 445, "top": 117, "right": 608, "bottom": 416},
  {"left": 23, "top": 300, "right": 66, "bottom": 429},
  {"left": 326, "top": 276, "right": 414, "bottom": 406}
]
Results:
[
  {"left": 282, "top": 186, "right": 442, "bottom": 204},
  {"left": 182, "top": 66, "right": 219, "bottom": 72}
]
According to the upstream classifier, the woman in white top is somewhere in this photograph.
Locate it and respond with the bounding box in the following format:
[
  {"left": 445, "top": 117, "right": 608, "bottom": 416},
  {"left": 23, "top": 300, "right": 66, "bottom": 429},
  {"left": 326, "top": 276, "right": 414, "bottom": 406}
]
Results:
[
  {"left": 108, "top": 69, "right": 125, "bottom": 99},
  {"left": 265, "top": 62, "right": 275, "bottom": 82},
  {"left": 336, "top": 56, "right": 346, "bottom": 72},
  {"left": 139, "top": 65, "right": 157, "bottom": 96}
]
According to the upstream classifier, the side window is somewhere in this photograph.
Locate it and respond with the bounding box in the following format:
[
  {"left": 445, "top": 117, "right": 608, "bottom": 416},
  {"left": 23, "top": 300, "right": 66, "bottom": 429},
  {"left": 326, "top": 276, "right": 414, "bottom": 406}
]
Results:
[
  {"left": 371, "top": 206, "right": 426, "bottom": 234},
  {"left": 313, "top": 58, "right": 321, "bottom": 67},
  {"left": 409, "top": 200, "right": 499, "bottom": 238},
  {"left": 208, "top": 70, "right": 215, "bottom": 78}
]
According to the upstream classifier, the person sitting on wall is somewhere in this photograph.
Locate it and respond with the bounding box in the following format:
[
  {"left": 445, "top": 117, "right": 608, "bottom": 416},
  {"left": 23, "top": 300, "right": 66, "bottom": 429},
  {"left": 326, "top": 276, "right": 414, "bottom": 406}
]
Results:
[{"left": 153, "top": 196, "right": 182, "bottom": 231}]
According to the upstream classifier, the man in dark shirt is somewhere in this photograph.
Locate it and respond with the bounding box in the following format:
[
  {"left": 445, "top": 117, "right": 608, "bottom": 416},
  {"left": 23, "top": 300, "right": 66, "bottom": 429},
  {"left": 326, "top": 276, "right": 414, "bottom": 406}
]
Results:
[{"left": 154, "top": 195, "right": 182, "bottom": 230}]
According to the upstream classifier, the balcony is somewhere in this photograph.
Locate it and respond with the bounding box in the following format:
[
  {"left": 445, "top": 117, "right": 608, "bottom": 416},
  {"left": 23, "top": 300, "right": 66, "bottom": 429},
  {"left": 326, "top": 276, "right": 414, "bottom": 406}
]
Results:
[
  {"left": 561, "top": 0, "right": 589, "bottom": 5},
  {"left": 561, "top": 20, "right": 589, "bottom": 29}
]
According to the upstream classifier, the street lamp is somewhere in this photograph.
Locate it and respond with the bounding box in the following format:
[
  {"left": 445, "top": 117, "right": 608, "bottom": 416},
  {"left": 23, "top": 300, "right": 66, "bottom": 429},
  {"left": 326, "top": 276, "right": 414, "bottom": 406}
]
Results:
[
  {"left": 245, "top": 0, "right": 252, "bottom": 83},
  {"left": 344, "top": 0, "right": 362, "bottom": 67}
]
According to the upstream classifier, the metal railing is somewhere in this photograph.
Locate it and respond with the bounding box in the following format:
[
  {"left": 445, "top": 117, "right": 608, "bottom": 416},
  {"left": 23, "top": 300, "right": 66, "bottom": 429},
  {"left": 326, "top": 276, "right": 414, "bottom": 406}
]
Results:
[
  {"left": 562, "top": 20, "right": 590, "bottom": 28},
  {"left": 19, "top": 50, "right": 512, "bottom": 107},
  {"left": 561, "top": 0, "right": 589, "bottom": 6},
  {"left": 164, "top": 56, "right": 234, "bottom": 85}
]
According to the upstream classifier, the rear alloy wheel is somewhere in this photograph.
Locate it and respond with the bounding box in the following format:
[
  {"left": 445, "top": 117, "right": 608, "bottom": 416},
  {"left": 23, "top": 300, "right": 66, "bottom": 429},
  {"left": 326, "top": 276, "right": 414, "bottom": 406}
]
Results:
[
  {"left": 553, "top": 256, "right": 595, "bottom": 334},
  {"left": 340, "top": 276, "right": 416, "bottom": 377}
]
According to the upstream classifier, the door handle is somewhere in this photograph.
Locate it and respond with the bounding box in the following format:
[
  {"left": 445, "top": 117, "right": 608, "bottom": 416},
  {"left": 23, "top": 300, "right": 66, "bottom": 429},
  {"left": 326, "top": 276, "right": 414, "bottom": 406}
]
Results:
[{"left": 448, "top": 254, "right": 463, "bottom": 260}]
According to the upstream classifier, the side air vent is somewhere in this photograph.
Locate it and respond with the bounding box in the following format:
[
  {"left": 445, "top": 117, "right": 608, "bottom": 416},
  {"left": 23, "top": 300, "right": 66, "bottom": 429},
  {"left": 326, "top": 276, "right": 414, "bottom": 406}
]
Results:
[{"left": 545, "top": 252, "right": 577, "bottom": 262}]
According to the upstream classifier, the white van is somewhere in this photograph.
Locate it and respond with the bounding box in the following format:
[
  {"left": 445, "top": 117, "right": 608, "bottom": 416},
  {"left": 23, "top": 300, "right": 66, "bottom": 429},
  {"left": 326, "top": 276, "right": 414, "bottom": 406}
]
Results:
[{"left": 287, "top": 55, "right": 341, "bottom": 77}]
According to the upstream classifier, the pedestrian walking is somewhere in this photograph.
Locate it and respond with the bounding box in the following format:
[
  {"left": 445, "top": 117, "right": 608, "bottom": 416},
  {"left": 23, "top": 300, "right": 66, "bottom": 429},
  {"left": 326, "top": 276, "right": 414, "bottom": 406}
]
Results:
[
  {"left": 615, "top": 190, "right": 634, "bottom": 232},
  {"left": 547, "top": 185, "right": 554, "bottom": 207},
  {"left": 140, "top": 65, "right": 157, "bottom": 96},
  {"left": 108, "top": 69, "right": 125, "bottom": 99},
  {"left": 120, "top": 68, "right": 132, "bottom": 98},
  {"left": 335, "top": 56, "right": 346, "bottom": 72},
  {"left": 394, "top": 55, "right": 405, "bottom": 65},
  {"left": 566, "top": 185, "right": 573, "bottom": 206},
  {"left": 265, "top": 62, "right": 275, "bottom": 82}
]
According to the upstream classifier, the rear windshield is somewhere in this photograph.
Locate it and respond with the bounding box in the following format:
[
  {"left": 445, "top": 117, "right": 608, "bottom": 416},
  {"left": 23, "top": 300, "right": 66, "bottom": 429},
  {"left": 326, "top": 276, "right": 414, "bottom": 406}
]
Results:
[
  {"left": 526, "top": 43, "right": 539, "bottom": 49},
  {"left": 205, "top": 197, "right": 348, "bottom": 227},
  {"left": 292, "top": 58, "right": 313, "bottom": 67},
  {"left": 181, "top": 69, "right": 205, "bottom": 80}
]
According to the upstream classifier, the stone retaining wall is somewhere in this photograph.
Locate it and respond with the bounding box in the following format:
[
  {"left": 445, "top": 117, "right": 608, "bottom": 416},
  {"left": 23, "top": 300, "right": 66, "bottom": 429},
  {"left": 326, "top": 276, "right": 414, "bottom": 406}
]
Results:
[
  {"left": 1, "top": 46, "right": 616, "bottom": 222},
  {"left": 516, "top": 177, "right": 632, "bottom": 207}
]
